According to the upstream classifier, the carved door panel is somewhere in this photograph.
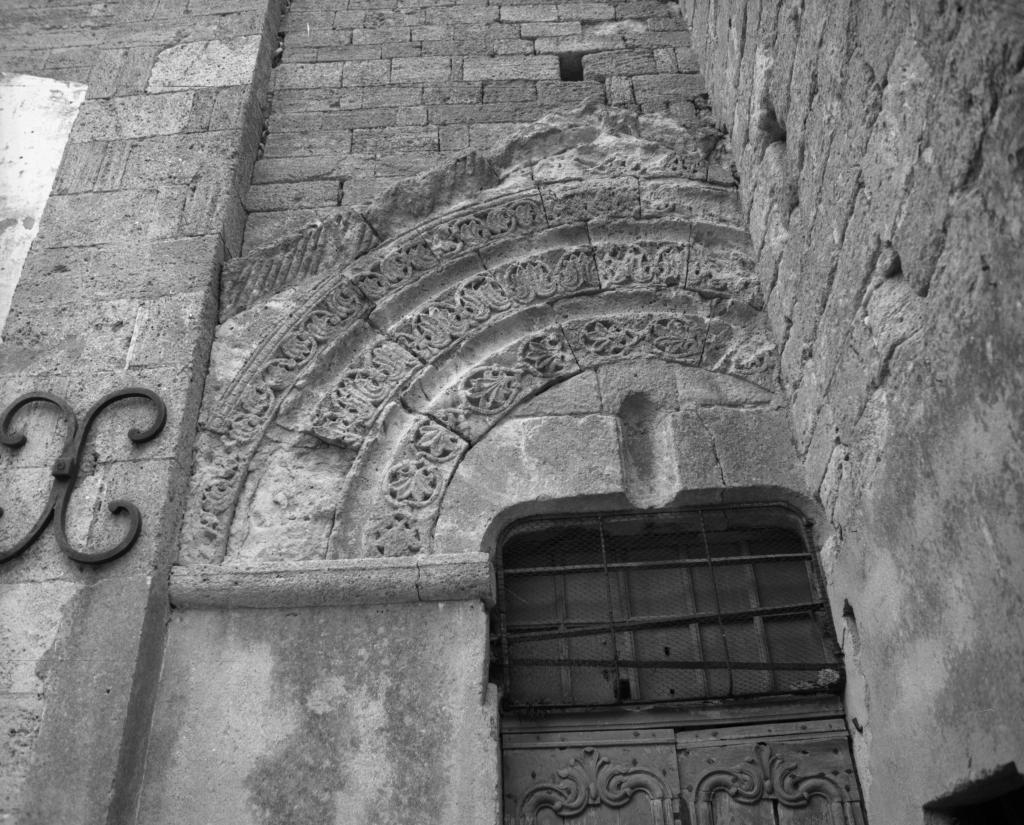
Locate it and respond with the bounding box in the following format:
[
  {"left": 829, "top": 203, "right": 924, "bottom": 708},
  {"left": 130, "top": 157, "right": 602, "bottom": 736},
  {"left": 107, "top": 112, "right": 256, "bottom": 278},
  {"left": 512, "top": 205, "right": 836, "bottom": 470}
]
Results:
[
  {"left": 503, "top": 728, "right": 681, "bottom": 825},
  {"left": 676, "top": 720, "right": 865, "bottom": 825},
  {"left": 503, "top": 719, "right": 865, "bottom": 825}
]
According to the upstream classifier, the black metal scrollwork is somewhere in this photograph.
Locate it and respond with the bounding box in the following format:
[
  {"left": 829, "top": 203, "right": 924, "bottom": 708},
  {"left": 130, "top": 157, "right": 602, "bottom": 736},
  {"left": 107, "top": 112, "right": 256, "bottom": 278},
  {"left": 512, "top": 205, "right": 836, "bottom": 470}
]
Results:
[{"left": 0, "top": 388, "right": 167, "bottom": 564}]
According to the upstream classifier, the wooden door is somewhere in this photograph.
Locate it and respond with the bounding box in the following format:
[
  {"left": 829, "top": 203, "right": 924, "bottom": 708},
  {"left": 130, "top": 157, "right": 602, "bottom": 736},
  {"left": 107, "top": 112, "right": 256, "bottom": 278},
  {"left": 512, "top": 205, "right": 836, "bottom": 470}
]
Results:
[
  {"left": 503, "top": 727, "right": 680, "bottom": 825},
  {"left": 502, "top": 719, "right": 865, "bottom": 825}
]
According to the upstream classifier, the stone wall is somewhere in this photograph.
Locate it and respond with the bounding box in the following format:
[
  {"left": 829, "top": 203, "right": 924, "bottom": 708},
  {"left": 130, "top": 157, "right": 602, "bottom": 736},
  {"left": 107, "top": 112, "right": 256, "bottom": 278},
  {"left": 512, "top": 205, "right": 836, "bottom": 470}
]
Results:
[
  {"left": 0, "top": 0, "right": 1021, "bottom": 823},
  {"left": 681, "top": 0, "right": 1024, "bottom": 821},
  {"left": 243, "top": 0, "right": 709, "bottom": 249},
  {"left": 0, "top": 1, "right": 278, "bottom": 821}
]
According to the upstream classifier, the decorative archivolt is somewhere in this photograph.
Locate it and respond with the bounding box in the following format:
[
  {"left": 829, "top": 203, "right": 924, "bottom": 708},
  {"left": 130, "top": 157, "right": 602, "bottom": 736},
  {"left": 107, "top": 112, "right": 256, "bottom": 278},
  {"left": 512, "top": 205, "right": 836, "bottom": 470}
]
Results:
[{"left": 180, "top": 118, "right": 776, "bottom": 564}]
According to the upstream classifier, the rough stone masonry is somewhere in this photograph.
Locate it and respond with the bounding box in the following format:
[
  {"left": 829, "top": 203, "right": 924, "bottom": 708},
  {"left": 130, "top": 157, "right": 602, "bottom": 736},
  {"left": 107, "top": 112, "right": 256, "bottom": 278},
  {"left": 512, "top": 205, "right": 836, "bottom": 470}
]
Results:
[{"left": 0, "top": 1, "right": 1022, "bottom": 824}]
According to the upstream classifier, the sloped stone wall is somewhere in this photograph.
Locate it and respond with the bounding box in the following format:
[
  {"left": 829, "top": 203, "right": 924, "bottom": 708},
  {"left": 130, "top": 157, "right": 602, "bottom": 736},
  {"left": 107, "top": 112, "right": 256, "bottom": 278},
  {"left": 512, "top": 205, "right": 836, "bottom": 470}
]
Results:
[{"left": 681, "top": 0, "right": 1024, "bottom": 820}]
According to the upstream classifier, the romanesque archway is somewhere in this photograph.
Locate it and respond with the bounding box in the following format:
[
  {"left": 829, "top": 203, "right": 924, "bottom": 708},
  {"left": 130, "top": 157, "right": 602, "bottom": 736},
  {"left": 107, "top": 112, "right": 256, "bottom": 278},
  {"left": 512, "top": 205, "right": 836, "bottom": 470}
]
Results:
[{"left": 180, "top": 109, "right": 778, "bottom": 565}]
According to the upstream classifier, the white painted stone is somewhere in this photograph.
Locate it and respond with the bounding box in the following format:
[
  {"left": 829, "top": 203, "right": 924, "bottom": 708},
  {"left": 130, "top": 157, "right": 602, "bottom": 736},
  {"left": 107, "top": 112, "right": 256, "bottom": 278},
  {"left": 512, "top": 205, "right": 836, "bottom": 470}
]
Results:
[{"left": 0, "top": 73, "right": 86, "bottom": 336}]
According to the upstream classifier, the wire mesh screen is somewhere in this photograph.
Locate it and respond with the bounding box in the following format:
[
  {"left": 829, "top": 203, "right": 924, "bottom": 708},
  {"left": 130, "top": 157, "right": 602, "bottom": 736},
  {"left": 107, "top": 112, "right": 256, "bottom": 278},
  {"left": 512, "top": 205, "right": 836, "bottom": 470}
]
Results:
[{"left": 493, "top": 506, "right": 842, "bottom": 710}]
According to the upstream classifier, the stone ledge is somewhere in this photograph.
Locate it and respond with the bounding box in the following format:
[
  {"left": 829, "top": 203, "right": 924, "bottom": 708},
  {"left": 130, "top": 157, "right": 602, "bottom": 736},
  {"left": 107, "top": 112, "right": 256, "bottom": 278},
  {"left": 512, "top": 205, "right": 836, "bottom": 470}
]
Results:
[{"left": 168, "top": 552, "right": 494, "bottom": 609}]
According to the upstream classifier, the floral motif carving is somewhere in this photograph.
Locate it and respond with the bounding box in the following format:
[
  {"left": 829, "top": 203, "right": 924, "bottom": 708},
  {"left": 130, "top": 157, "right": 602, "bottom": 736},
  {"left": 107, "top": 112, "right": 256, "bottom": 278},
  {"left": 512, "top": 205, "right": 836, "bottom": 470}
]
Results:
[
  {"left": 420, "top": 198, "right": 545, "bottom": 258},
  {"left": 503, "top": 258, "right": 559, "bottom": 301},
  {"left": 520, "top": 747, "right": 673, "bottom": 825},
  {"left": 649, "top": 316, "right": 703, "bottom": 359},
  {"left": 413, "top": 419, "right": 463, "bottom": 462},
  {"left": 372, "top": 417, "right": 468, "bottom": 555},
  {"left": 312, "top": 341, "right": 421, "bottom": 448},
  {"left": 392, "top": 275, "right": 512, "bottom": 360},
  {"left": 686, "top": 243, "right": 761, "bottom": 305},
  {"left": 580, "top": 318, "right": 643, "bottom": 356},
  {"left": 386, "top": 458, "right": 443, "bottom": 507},
  {"left": 349, "top": 240, "right": 437, "bottom": 300},
  {"left": 544, "top": 182, "right": 639, "bottom": 224},
  {"left": 597, "top": 243, "right": 686, "bottom": 289},
  {"left": 193, "top": 279, "right": 366, "bottom": 553},
  {"left": 519, "top": 333, "right": 575, "bottom": 377},
  {"left": 366, "top": 511, "right": 423, "bottom": 557},
  {"left": 694, "top": 743, "right": 857, "bottom": 825},
  {"left": 501, "top": 249, "right": 597, "bottom": 303},
  {"left": 462, "top": 365, "right": 522, "bottom": 415}
]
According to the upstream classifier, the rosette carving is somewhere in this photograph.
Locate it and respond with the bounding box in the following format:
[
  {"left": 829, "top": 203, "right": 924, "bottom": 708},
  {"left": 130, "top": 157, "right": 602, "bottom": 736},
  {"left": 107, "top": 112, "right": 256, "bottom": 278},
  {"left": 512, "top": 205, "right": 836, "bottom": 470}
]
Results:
[
  {"left": 519, "top": 333, "right": 575, "bottom": 378},
  {"left": 462, "top": 366, "right": 523, "bottom": 415}
]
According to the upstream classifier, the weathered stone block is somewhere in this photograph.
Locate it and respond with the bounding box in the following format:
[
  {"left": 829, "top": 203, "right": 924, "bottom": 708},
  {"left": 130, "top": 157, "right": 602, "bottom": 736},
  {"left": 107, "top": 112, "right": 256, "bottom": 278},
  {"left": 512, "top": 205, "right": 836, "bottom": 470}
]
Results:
[
  {"left": 582, "top": 48, "right": 658, "bottom": 80},
  {"left": 135, "top": 602, "right": 497, "bottom": 825},
  {"left": 351, "top": 125, "right": 438, "bottom": 153},
  {"left": 462, "top": 55, "right": 558, "bottom": 81},
  {"left": 245, "top": 180, "right": 338, "bottom": 211},
  {"left": 390, "top": 56, "right": 452, "bottom": 83},
  {"left": 698, "top": 406, "right": 804, "bottom": 492},
  {"left": 72, "top": 92, "right": 196, "bottom": 141},
  {"left": 341, "top": 59, "right": 390, "bottom": 86},
  {"left": 147, "top": 36, "right": 262, "bottom": 91},
  {"left": 273, "top": 61, "right": 344, "bottom": 89}
]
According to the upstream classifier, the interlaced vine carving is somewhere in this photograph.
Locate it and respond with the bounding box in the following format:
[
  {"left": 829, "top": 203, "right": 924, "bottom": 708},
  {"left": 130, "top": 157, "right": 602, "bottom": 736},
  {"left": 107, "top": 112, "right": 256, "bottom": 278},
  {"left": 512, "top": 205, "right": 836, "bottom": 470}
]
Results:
[
  {"left": 597, "top": 243, "right": 687, "bottom": 288},
  {"left": 419, "top": 197, "right": 546, "bottom": 258},
  {"left": 580, "top": 318, "right": 644, "bottom": 356},
  {"left": 312, "top": 341, "right": 421, "bottom": 448},
  {"left": 543, "top": 180, "right": 639, "bottom": 224}
]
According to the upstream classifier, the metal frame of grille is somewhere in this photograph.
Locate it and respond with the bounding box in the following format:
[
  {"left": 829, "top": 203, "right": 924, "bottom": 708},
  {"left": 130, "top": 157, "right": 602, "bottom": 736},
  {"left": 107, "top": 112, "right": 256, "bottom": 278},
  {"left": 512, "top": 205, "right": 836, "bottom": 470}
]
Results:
[{"left": 492, "top": 503, "right": 843, "bottom": 711}]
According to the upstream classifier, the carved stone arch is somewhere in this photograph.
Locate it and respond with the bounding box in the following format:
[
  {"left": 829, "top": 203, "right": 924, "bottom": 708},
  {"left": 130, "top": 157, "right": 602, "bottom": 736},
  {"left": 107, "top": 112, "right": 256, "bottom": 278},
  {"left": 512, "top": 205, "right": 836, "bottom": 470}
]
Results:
[{"left": 179, "top": 109, "right": 783, "bottom": 565}]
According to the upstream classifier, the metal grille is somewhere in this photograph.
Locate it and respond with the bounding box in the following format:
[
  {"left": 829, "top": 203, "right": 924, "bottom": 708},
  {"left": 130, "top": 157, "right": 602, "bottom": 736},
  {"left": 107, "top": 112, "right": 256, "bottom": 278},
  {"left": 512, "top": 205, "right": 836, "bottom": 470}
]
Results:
[{"left": 493, "top": 505, "right": 842, "bottom": 710}]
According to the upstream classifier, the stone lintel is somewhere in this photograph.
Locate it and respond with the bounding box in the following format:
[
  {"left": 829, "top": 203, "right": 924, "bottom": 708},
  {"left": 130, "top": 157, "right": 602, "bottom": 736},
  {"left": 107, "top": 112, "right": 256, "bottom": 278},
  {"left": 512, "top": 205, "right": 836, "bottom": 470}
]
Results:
[{"left": 168, "top": 552, "right": 494, "bottom": 609}]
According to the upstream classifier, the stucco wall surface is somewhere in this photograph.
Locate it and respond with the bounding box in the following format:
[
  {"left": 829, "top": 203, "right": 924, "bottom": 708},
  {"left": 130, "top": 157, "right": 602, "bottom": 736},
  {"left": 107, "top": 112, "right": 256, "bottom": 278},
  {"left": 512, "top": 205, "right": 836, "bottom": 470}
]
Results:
[
  {"left": 135, "top": 601, "right": 497, "bottom": 825},
  {"left": 681, "top": 0, "right": 1024, "bottom": 819}
]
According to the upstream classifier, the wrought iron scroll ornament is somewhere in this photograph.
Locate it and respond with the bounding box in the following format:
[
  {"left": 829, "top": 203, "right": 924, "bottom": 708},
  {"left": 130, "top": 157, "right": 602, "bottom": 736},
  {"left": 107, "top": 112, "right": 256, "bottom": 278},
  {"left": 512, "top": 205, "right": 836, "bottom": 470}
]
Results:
[{"left": 0, "top": 388, "right": 166, "bottom": 564}]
